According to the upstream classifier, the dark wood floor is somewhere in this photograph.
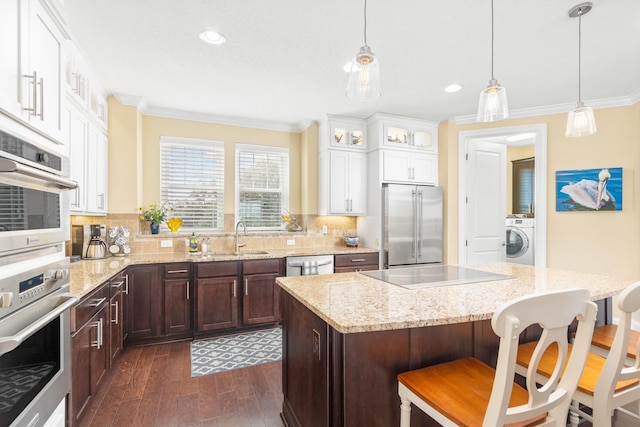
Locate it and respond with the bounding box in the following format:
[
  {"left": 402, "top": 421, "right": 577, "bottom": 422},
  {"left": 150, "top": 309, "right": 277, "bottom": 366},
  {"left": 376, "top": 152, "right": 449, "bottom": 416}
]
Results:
[
  {"left": 78, "top": 341, "right": 283, "bottom": 427},
  {"left": 78, "top": 340, "right": 639, "bottom": 427}
]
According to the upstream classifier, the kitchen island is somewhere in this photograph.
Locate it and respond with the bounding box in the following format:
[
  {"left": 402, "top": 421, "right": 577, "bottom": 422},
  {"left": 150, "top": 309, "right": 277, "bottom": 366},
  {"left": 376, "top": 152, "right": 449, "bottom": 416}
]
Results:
[{"left": 275, "top": 263, "right": 634, "bottom": 427}]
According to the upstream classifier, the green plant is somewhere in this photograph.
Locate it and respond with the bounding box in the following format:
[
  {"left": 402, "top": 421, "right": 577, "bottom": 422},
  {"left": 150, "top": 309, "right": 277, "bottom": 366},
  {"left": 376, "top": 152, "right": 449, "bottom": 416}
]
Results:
[{"left": 139, "top": 203, "right": 172, "bottom": 224}]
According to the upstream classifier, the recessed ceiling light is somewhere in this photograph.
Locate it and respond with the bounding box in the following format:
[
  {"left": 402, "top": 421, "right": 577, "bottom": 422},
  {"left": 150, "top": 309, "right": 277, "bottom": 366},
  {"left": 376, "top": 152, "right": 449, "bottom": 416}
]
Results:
[
  {"left": 199, "top": 30, "right": 226, "bottom": 45},
  {"left": 444, "top": 83, "right": 463, "bottom": 93}
]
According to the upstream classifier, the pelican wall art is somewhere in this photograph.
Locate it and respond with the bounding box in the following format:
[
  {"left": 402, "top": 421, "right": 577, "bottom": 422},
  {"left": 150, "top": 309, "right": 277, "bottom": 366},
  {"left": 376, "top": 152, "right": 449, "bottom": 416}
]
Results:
[{"left": 556, "top": 167, "right": 623, "bottom": 211}]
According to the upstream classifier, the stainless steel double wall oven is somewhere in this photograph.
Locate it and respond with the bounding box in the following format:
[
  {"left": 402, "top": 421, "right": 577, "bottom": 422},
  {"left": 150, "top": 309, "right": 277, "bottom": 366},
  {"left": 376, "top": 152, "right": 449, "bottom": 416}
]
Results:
[{"left": 0, "top": 129, "right": 78, "bottom": 427}]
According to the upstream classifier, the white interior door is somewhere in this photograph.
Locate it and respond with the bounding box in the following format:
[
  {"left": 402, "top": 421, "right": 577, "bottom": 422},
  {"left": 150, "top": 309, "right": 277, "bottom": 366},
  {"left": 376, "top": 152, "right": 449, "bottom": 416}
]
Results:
[{"left": 465, "top": 140, "right": 506, "bottom": 264}]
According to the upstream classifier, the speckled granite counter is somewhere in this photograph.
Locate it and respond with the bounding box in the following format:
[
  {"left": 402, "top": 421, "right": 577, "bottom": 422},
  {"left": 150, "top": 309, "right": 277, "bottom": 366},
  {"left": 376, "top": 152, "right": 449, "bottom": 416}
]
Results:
[
  {"left": 69, "top": 247, "right": 378, "bottom": 297},
  {"left": 275, "top": 262, "right": 634, "bottom": 334}
]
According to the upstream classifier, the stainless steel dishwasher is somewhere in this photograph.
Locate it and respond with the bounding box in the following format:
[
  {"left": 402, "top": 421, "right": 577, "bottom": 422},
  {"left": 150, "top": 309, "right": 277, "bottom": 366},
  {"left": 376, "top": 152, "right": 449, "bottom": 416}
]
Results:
[{"left": 285, "top": 254, "right": 334, "bottom": 276}]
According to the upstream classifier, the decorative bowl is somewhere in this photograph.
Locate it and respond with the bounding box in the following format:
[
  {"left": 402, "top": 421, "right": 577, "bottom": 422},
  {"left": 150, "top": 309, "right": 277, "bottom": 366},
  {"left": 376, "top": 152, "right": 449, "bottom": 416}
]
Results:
[
  {"left": 166, "top": 217, "right": 183, "bottom": 233},
  {"left": 344, "top": 236, "right": 360, "bottom": 247}
]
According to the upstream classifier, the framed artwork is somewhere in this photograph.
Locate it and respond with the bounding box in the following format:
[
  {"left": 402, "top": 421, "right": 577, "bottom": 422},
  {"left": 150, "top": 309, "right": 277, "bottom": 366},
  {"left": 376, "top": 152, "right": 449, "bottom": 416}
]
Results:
[{"left": 556, "top": 167, "right": 622, "bottom": 211}]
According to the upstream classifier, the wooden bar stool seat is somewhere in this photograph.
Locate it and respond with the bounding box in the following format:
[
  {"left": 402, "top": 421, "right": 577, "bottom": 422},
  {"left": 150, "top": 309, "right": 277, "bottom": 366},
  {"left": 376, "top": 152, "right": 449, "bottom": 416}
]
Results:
[
  {"left": 397, "top": 288, "right": 597, "bottom": 427},
  {"left": 516, "top": 281, "right": 640, "bottom": 427},
  {"left": 589, "top": 324, "right": 640, "bottom": 363}
]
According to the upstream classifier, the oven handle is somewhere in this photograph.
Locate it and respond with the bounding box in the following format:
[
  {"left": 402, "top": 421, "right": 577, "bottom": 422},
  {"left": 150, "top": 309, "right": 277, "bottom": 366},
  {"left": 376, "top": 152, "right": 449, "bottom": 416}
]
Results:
[
  {"left": 0, "top": 294, "right": 79, "bottom": 356},
  {"left": 0, "top": 158, "right": 78, "bottom": 190}
]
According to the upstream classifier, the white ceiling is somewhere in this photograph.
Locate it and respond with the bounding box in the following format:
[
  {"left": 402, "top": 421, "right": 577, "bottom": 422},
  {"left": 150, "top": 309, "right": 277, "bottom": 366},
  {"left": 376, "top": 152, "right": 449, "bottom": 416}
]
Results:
[{"left": 64, "top": 0, "right": 640, "bottom": 131}]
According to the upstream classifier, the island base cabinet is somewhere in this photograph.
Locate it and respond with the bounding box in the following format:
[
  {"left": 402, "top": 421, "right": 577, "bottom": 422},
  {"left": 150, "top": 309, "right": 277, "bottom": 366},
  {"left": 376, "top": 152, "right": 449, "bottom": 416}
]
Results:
[
  {"left": 281, "top": 292, "right": 493, "bottom": 427},
  {"left": 281, "top": 292, "right": 330, "bottom": 427}
]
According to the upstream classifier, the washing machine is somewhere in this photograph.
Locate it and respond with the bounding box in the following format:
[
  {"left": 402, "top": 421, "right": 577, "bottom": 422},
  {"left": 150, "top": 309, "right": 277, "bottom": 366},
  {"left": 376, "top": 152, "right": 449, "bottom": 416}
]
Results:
[{"left": 505, "top": 218, "right": 535, "bottom": 265}]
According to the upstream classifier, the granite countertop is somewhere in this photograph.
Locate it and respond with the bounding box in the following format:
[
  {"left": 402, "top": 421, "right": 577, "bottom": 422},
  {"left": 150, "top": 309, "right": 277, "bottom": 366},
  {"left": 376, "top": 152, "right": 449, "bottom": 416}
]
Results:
[
  {"left": 275, "top": 263, "right": 635, "bottom": 334},
  {"left": 69, "top": 247, "right": 378, "bottom": 297}
]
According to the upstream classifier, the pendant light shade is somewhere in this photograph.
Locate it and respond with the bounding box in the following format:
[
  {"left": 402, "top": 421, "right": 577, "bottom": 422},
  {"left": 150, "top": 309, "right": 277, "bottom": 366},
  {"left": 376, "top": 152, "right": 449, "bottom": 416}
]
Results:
[
  {"left": 477, "top": 0, "right": 508, "bottom": 122},
  {"left": 346, "top": 0, "right": 381, "bottom": 101},
  {"left": 566, "top": 2, "right": 597, "bottom": 137}
]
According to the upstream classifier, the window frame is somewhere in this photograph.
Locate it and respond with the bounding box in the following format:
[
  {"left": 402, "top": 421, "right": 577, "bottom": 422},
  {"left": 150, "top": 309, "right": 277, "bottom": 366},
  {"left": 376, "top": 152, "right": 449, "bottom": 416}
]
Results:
[{"left": 512, "top": 157, "right": 535, "bottom": 217}]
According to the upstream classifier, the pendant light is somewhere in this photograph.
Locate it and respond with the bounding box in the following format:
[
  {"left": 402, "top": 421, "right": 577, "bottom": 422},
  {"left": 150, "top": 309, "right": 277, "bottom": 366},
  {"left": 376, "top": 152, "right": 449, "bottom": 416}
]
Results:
[
  {"left": 477, "top": 0, "right": 508, "bottom": 122},
  {"left": 346, "top": 0, "right": 381, "bottom": 102},
  {"left": 566, "top": 2, "right": 597, "bottom": 137}
]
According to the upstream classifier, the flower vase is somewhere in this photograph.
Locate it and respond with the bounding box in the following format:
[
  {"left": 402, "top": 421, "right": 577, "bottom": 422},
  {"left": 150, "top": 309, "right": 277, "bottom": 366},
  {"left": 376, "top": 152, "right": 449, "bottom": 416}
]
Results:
[{"left": 150, "top": 223, "right": 160, "bottom": 234}]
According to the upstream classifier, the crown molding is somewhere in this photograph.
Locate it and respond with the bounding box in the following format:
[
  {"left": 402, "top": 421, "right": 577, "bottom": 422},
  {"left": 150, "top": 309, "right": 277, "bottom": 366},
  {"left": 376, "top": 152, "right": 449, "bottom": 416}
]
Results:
[{"left": 449, "top": 93, "right": 640, "bottom": 125}]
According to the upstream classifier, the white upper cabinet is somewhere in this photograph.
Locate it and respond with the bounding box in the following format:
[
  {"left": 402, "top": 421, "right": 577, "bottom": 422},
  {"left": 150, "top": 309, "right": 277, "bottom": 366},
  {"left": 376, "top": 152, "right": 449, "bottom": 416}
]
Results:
[
  {"left": 318, "top": 150, "right": 367, "bottom": 216},
  {"left": 319, "top": 115, "right": 367, "bottom": 151},
  {"left": 0, "top": 0, "right": 68, "bottom": 145},
  {"left": 382, "top": 150, "right": 438, "bottom": 185},
  {"left": 369, "top": 113, "right": 438, "bottom": 153},
  {"left": 0, "top": 0, "right": 21, "bottom": 118},
  {"left": 329, "top": 118, "right": 366, "bottom": 150},
  {"left": 21, "top": 0, "right": 67, "bottom": 142}
]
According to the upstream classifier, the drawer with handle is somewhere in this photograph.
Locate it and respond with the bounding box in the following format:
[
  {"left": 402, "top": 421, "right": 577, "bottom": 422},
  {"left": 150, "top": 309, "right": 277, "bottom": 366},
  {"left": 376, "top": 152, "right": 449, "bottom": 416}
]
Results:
[{"left": 71, "top": 282, "right": 109, "bottom": 332}]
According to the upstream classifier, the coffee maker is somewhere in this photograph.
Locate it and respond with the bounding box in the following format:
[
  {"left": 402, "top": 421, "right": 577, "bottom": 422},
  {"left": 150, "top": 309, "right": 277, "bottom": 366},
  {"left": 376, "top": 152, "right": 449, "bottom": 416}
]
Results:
[{"left": 72, "top": 224, "right": 108, "bottom": 259}]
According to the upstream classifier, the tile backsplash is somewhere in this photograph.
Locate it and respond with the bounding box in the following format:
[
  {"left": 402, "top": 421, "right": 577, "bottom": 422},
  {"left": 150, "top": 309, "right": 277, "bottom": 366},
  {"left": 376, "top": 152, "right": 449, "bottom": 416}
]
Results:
[{"left": 68, "top": 213, "right": 358, "bottom": 256}]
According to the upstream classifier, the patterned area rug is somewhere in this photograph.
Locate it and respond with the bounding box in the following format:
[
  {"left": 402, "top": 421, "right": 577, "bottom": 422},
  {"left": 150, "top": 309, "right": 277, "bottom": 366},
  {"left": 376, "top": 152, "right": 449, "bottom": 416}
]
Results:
[{"left": 190, "top": 327, "right": 282, "bottom": 377}]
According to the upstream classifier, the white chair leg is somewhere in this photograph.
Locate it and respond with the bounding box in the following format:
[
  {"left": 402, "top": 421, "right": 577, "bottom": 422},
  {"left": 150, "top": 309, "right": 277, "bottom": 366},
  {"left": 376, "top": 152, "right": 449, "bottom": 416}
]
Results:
[
  {"left": 399, "top": 394, "right": 412, "bottom": 427},
  {"left": 568, "top": 408, "right": 580, "bottom": 427}
]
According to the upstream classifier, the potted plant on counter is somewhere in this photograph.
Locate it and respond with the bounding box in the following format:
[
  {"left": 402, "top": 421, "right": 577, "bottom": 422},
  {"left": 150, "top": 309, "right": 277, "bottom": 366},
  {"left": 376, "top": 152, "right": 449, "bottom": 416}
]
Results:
[{"left": 139, "top": 203, "right": 171, "bottom": 234}]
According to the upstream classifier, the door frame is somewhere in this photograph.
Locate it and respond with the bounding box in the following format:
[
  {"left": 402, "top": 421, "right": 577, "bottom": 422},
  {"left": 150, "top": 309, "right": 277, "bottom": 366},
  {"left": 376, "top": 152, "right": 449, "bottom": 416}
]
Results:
[{"left": 457, "top": 123, "right": 547, "bottom": 267}]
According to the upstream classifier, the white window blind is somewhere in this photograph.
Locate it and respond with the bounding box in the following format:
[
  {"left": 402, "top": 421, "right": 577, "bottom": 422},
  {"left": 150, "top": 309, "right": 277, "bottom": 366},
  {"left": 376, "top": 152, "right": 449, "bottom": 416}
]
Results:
[
  {"left": 160, "top": 137, "right": 224, "bottom": 231},
  {"left": 236, "top": 144, "right": 289, "bottom": 230}
]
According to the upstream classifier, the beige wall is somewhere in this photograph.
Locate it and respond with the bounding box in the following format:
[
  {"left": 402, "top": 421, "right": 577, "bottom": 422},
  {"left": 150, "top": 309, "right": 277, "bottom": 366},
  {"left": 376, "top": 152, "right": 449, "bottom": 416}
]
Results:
[
  {"left": 440, "top": 104, "right": 640, "bottom": 280},
  {"left": 107, "top": 98, "right": 313, "bottom": 227}
]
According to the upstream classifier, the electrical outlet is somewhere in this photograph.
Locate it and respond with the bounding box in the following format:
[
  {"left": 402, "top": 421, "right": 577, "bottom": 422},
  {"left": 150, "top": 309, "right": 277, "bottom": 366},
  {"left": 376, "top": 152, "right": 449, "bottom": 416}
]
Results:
[
  {"left": 287, "top": 239, "right": 295, "bottom": 246},
  {"left": 160, "top": 239, "right": 173, "bottom": 248},
  {"left": 322, "top": 225, "right": 328, "bottom": 235}
]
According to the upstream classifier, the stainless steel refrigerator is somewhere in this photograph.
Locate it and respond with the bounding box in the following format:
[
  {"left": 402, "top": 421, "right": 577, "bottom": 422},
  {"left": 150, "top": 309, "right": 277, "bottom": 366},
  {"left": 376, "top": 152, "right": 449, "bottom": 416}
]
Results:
[{"left": 383, "top": 184, "right": 443, "bottom": 268}]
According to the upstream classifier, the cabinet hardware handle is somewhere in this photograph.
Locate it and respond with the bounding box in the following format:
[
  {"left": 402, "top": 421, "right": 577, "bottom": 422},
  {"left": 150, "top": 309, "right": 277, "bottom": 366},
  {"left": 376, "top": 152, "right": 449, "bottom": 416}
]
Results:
[
  {"left": 23, "top": 72, "right": 37, "bottom": 116},
  {"left": 124, "top": 274, "right": 129, "bottom": 295},
  {"left": 349, "top": 199, "right": 353, "bottom": 212},
  {"left": 111, "top": 301, "right": 118, "bottom": 324},
  {"left": 90, "top": 321, "right": 99, "bottom": 348},
  {"left": 98, "top": 318, "right": 103, "bottom": 348},
  {"left": 233, "top": 279, "right": 237, "bottom": 298},
  {"left": 111, "top": 280, "right": 124, "bottom": 289},
  {"left": 345, "top": 199, "right": 349, "bottom": 211},
  {"left": 244, "top": 279, "right": 248, "bottom": 295},
  {"left": 351, "top": 259, "right": 366, "bottom": 262},
  {"left": 89, "top": 297, "right": 107, "bottom": 308},
  {"left": 38, "top": 77, "right": 44, "bottom": 120},
  {"left": 73, "top": 187, "right": 80, "bottom": 207},
  {"left": 186, "top": 281, "right": 190, "bottom": 300},
  {"left": 167, "top": 269, "right": 189, "bottom": 274},
  {"left": 98, "top": 193, "right": 105, "bottom": 210},
  {"left": 408, "top": 167, "right": 411, "bottom": 179}
]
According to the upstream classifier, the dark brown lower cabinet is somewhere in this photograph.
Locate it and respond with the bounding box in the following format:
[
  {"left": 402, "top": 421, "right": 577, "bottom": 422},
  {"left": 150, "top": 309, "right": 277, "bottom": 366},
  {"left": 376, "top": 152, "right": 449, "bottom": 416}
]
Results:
[
  {"left": 164, "top": 263, "right": 192, "bottom": 337},
  {"left": 109, "top": 273, "right": 125, "bottom": 362},
  {"left": 126, "top": 264, "right": 162, "bottom": 342},
  {"left": 333, "top": 252, "right": 379, "bottom": 273},
  {"left": 242, "top": 259, "right": 282, "bottom": 325},
  {"left": 196, "top": 261, "right": 239, "bottom": 333},
  {"left": 70, "top": 285, "right": 110, "bottom": 426},
  {"left": 195, "top": 259, "right": 284, "bottom": 336}
]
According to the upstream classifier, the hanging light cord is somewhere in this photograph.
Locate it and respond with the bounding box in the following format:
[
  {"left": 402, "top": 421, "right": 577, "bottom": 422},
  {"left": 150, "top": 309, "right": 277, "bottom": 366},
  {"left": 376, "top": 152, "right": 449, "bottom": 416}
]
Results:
[
  {"left": 490, "top": 0, "right": 495, "bottom": 81},
  {"left": 578, "top": 11, "right": 582, "bottom": 103},
  {"left": 363, "top": 0, "right": 368, "bottom": 46}
]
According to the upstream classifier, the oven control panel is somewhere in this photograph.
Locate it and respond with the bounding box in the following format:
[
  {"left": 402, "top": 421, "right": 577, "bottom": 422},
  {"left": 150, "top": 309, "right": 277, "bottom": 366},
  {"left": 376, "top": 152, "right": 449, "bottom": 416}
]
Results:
[{"left": 0, "top": 258, "right": 70, "bottom": 318}]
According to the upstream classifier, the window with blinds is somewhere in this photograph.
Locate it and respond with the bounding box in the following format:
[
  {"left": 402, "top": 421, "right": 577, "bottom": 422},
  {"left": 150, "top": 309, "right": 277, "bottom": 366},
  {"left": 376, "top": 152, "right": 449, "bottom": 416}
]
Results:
[
  {"left": 236, "top": 144, "right": 289, "bottom": 230},
  {"left": 512, "top": 157, "right": 535, "bottom": 216},
  {"left": 160, "top": 137, "right": 224, "bottom": 231}
]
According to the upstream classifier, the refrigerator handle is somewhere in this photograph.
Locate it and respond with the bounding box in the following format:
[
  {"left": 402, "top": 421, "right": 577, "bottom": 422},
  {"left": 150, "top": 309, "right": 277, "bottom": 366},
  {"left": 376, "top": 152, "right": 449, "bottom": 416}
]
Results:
[
  {"left": 417, "top": 190, "right": 423, "bottom": 258},
  {"left": 412, "top": 190, "right": 417, "bottom": 258}
]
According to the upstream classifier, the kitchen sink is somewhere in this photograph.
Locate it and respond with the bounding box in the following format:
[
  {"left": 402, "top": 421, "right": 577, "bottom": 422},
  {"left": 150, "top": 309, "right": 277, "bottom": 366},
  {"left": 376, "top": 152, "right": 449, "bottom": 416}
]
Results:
[{"left": 232, "top": 250, "right": 270, "bottom": 256}]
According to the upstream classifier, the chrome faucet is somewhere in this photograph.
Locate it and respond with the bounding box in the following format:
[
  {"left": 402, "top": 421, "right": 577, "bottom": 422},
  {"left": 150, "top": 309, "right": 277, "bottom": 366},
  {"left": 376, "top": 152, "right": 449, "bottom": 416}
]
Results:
[{"left": 235, "top": 221, "right": 247, "bottom": 252}]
